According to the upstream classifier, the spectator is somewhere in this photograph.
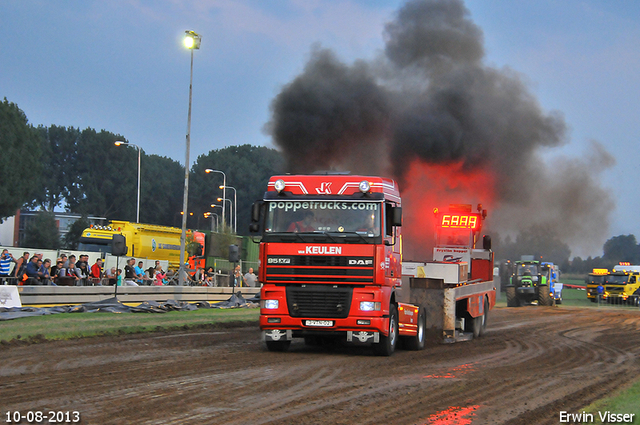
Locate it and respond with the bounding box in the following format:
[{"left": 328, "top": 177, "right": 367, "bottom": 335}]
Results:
[
  {"left": 51, "top": 260, "right": 65, "bottom": 284},
  {"left": 59, "top": 254, "right": 69, "bottom": 268},
  {"left": 0, "top": 249, "right": 15, "bottom": 284},
  {"left": 60, "top": 255, "right": 83, "bottom": 285},
  {"left": 76, "top": 254, "right": 89, "bottom": 269},
  {"left": 145, "top": 267, "right": 156, "bottom": 285},
  {"left": 58, "top": 254, "right": 82, "bottom": 286},
  {"left": 12, "top": 252, "right": 29, "bottom": 279},
  {"left": 597, "top": 282, "right": 604, "bottom": 302},
  {"left": 116, "top": 269, "right": 123, "bottom": 286},
  {"left": 90, "top": 258, "right": 104, "bottom": 285},
  {"left": 232, "top": 264, "right": 243, "bottom": 288},
  {"left": 244, "top": 267, "right": 257, "bottom": 287},
  {"left": 154, "top": 267, "right": 166, "bottom": 286},
  {"left": 106, "top": 267, "right": 117, "bottom": 286},
  {"left": 134, "top": 261, "right": 145, "bottom": 285},
  {"left": 194, "top": 267, "right": 206, "bottom": 285},
  {"left": 124, "top": 258, "right": 138, "bottom": 286},
  {"left": 24, "top": 256, "right": 40, "bottom": 285},
  {"left": 39, "top": 258, "right": 55, "bottom": 285},
  {"left": 154, "top": 260, "right": 164, "bottom": 274},
  {"left": 77, "top": 260, "right": 90, "bottom": 285}
]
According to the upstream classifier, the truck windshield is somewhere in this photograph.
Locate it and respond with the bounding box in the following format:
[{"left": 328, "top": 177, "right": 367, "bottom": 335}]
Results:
[
  {"left": 606, "top": 274, "right": 629, "bottom": 284},
  {"left": 517, "top": 263, "right": 539, "bottom": 276},
  {"left": 586, "top": 274, "right": 606, "bottom": 284},
  {"left": 264, "top": 200, "right": 381, "bottom": 237}
]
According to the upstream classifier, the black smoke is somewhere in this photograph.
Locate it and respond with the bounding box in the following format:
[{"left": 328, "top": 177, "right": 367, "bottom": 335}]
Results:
[{"left": 266, "top": 0, "right": 614, "bottom": 257}]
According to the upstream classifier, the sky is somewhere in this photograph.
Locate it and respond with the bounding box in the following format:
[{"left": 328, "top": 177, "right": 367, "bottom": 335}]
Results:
[{"left": 1, "top": 0, "right": 639, "bottom": 257}]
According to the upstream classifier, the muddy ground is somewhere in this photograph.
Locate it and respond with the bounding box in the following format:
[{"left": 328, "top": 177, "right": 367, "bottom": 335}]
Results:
[{"left": 2, "top": 306, "right": 640, "bottom": 424}]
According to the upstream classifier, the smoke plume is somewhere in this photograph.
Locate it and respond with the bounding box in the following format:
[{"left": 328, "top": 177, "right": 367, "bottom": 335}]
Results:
[{"left": 266, "top": 0, "right": 614, "bottom": 259}]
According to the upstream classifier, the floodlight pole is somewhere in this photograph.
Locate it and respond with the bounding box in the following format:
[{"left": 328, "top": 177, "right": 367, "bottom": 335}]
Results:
[{"left": 179, "top": 30, "right": 200, "bottom": 286}]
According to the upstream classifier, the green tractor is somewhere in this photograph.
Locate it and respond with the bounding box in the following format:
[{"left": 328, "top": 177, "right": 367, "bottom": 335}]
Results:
[{"left": 506, "top": 260, "right": 555, "bottom": 307}]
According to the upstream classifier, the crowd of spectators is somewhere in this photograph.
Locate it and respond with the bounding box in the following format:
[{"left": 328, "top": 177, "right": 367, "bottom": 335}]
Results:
[{"left": 0, "top": 249, "right": 260, "bottom": 288}]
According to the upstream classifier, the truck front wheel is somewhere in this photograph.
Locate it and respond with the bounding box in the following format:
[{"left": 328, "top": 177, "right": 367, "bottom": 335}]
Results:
[{"left": 374, "top": 304, "right": 398, "bottom": 356}]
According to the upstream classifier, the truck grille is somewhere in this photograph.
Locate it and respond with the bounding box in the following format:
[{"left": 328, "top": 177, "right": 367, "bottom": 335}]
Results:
[
  {"left": 266, "top": 255, "right": 374, "bottom": 284},
  {"left": 285, "top": 284, "right": 353, "bottom": 318}
]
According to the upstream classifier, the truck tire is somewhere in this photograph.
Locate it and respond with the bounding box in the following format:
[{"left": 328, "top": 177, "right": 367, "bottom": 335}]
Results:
[
  {"left": 538, "top": 286, "right": 552, "bottom": 306},
  {"left": 472, "top": 315, "right": 482, "bottom": 338},
  {"left": 479, "top": 298, "right": 489, "bottom": 337},
  {"left": 506, "top": 287, "right": 519, "bottom": 307},
  {"left": 373, "top": 304, "right": 398, "bottom": 356},
  {"left": 403, "top": 306, "right": 426, "bottom": 351},
  {"left": 265, "top": 340, "right": 291, "bottom": 352}
]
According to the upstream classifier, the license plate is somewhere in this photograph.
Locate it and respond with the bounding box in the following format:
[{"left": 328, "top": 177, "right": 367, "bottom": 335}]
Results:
[{"left": 305, "top": 320, "right": 334, "bottom": 327}]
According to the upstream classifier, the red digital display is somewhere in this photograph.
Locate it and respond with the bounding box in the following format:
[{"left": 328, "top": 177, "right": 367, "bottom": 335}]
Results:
[{"left": 440, "top": 214, "right": 480, "bottom": 229}]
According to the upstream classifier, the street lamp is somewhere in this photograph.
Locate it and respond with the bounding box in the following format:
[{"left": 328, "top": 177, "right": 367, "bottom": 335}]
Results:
[
  {"left": 220, "top": 185, "right": 237, "bottom": 233},
  {"left": 114, "top": 141, "right": 141, "bottom": 223},
  {"left": 203, "top": 212, "right": 219, "bottom": 232},
  {"left": 208, "top": 203, "right": 222, "bottom": 232},
  {"left": 217, "top": 198, "right": 233, "bottom": 233},
  {"left": 205, "top": 169, "right": 226, "bottom": 229},
  {"left": 179, "top": 29, "right": 201, "bottom": 286}
]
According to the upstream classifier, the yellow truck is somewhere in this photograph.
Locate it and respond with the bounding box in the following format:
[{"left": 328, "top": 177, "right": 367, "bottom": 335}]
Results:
[
  {"left": 78, "top": 220, "right": 205, "bottom": 269},
  {"left": 602, "top": 263, "right": 640, "bottom": 306},
  {"left": 585, "top": 268, "right": 608, "bottom": 302}
]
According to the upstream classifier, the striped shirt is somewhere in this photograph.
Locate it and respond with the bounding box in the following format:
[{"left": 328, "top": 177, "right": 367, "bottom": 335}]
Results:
[{"left": 0, "top": 254, "right": 13, "bottom": 275}]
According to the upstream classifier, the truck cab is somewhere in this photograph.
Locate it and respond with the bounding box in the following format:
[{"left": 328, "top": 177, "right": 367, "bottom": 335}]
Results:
[
  {"left": 603, "top": 264, "right": 640, "bottom": 305},
  {"left": 251, "top": 174, "right": 406, "bottom": 355},
  {"left": 586, "top": 268, "right": 608, "bottom": 302}
]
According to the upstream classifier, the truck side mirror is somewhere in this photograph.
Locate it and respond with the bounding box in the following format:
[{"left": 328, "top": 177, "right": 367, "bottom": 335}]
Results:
[
  {"left": 392, "top": 207, "right": 402, "bottom": 227},
  {"left": 251, "top": 201, "right": 262, "bottom": 223}
]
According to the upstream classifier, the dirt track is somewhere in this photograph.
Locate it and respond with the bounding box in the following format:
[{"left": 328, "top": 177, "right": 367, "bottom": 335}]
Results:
[{"left": 2, "top": 306, "right": 640, "bottom": 424}]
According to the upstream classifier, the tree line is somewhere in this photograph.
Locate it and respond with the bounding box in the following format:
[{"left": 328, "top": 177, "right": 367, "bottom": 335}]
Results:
[
  {"left": 495, "top": 224, "right": 640, "bottom": 274},
  {"left": 0, "top": 98, "right": 284, "bottom": 249}
]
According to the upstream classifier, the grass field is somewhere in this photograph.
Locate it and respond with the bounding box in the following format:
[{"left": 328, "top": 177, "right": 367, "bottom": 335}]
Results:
[
  {"left": 0, "top": 308, "right": 259, "bottom": 343},
  {"left": 581, "top": 377, "right": 640, "bottom": 422}
]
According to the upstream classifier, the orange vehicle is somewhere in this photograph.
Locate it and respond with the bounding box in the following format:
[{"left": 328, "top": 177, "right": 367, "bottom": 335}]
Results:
[{"left": 250, "top": 174, "right": 496, "bottom": 355}]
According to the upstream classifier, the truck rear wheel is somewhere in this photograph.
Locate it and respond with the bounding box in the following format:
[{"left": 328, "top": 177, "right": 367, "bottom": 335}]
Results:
[
  {"left": 506, "top": 287, "right": 519, "bottom": 307},
  {"left": 403, "top": 306, "right": 426, "bottom": 351},
  {"left": 479, "top": 298, "right": 489, "bottom": 337},
  {"left": 538, "top": 286, "right": 553, "bottom": 306},
  {"left": 265, "top": 340, "right": 291, "bottom": 352},
  {"left": 373, "top": 304, "right": 398, "bottom": 356}
]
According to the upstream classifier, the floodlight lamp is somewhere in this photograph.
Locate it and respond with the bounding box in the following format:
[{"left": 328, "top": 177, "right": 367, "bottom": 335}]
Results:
[{"left": 184, "top": 30, "right": 201, "bottom": 50}]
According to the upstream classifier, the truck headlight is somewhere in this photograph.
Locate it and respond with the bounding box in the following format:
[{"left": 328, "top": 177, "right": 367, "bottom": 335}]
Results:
[
  {"left": 360, "top": 301, "right": 381, "bottom": 311},
  {"left": 262, "top": 300, "right": 279, "bottom": 309}
]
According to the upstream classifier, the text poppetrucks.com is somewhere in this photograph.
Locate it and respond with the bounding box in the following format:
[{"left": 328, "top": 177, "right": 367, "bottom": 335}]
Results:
[{"left": 560, "top": 411, "right": 635, "bottom": 423}]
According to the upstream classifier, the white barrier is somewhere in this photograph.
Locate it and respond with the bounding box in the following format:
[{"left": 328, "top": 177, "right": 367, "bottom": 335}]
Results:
[{"left": 0, "top": 285, "right": 22, "bottom": 308}]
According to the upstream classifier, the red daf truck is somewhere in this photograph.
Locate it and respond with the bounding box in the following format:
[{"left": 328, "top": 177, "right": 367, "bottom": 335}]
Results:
[{"left": 250, "top": 174, "right": 495, "bottom": 355}]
